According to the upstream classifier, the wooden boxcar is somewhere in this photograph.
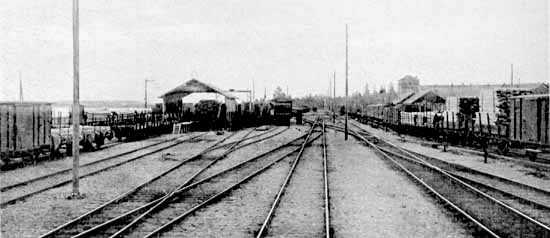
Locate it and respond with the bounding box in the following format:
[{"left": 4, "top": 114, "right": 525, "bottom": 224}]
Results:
[
  {"left": 510, "top": 94, "right": 549, "bottom": 145},
  {"left": 0, "top": 102, "right": 52, "bottom": 162},
  {"left": 269, "top": 99, "right": 292, "bottom": 126}
]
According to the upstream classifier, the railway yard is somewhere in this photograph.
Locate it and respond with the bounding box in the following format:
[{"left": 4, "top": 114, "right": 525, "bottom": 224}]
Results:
[
  {"left": 3, "top": 1, "right": 550, "bottom": 237},
  {"left": 0, "top": 113, "right": 548, "bottom": 238}
]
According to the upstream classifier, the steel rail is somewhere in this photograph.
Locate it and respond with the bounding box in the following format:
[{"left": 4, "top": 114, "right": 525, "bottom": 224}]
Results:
[
  {"left": 347, "top": 124, "right": 550, "bottom": 237},
  {"left": 72, "top": 132, "right": 310, "bottom": 238},
  {"left": 348, "top": 128, "right": 500, "bottom": 237},
  {"left": 322, "top": 121, "right": 331, "bottom": 238},
  {"left": 379, "top": 147, "right": 550, "bottom": 225},
  {"left": 256, "top": 121, "right": 318, "bottom": 238},
  {"left": 350, "top": 122, "right": 550, "bottom": 228},
  {"left": 1, "top": 133, "right": 204, "bottom": 192},
  {"left": 38, "top": 131, "right": 238, "bottom": 238},
  {"left": 402, "top": 148, "right": 550, "bottom": 197},
  {"left": 143, "top": 132, "right": 322, "bottom": 237},
  {"left": 0, "top": 133, "right": 209, "bottom": 208},
  {"left": 381, "top": 147, "right": 550, "bottom": 205},
  {"left": 204, "top": 126, "right": 280, "bottom": 153},
  {"left": 325, "top": 123, "right": 498, "bottom": 235},
  {"left": 221, "top": 127, "right": 289, "bottom": 155},
  {"left": 346, "top": 124, "right": 550, "bottom": 200},
  {"left": 108, "top": 127, "right": 259, "bottom": 237}
]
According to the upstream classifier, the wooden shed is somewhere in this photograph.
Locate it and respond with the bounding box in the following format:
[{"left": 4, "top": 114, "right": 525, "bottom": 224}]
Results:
[
  {"left": 0, "top": 102, "right": 52, "bottom": 160},
  {"left": 510, "top": 94, "right": 549, "bottom": 145}
]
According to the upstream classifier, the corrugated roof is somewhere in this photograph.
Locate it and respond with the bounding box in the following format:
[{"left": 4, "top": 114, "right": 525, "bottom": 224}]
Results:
[{"left": 160, "top": 79, "right": 236, "bottom": 101}]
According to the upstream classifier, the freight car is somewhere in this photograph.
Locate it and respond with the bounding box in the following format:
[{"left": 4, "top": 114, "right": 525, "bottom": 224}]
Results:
[
  {"left": 510, "top": 94, "right": 549, "bottom": 146},
  {"left": 269, "top": 99, "right": 292, "bottom": 126},
  {"left": 0, "top": 102, "right": 53, "bottom": 165}
]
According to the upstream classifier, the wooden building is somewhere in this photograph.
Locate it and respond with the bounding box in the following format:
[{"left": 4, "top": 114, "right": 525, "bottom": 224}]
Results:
[{"left": 160, "top": 79, "right": 238, "bottom": 114}]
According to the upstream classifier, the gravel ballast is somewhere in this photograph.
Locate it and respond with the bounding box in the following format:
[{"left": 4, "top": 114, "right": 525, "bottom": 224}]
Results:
[
  {"left": 263, "top": 138, "right": 325, "bottom": 238},
  {"left": 0, "top": 133, "right": 198, "bottom": 187},
  {"left": 156, "top": 127, "right": 309, "bottom": 237},
  {"left": 352, "top": 121, "right": 550, "bottom": 192},
  {"left": 0, "top": 132, "right": 225, "bottom": 238},
  {"left": 327, "top": 130, "right": 471, "bottom": 238}
]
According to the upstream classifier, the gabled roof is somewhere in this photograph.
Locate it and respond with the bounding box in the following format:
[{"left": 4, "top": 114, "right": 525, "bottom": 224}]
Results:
[
  {"left": 393, "top": 92, "right": 415, "bottom": 104},
  {"left": 401, "top": 90, "right": 445, "bottom": 104},
  {"left": 531, "top": 83, "right": 549, "bottom": 94},
  {"left": 160, "top": 79, "right": 236, "bottom": 102}
]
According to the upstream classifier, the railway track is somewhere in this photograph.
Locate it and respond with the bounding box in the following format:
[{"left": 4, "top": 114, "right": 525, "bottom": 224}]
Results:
[
  {"left": 256, "top": 120, "right": 330, "bottom": 238},
  {"left": 0, "top": 133, "right": 205, "bottom": 192},
  {"left": 0, "top": 133, "right": 209, "bottom": 207},
  {"left": 322, "top": 121, "right": 332, "bottom": 238},
  {"left": 39, "top": 126, "right": 298, "bottom": 237},
  {"left": 1, "top": 127, "right": 282, "bottom": 208},
  {"left": 379, "top": 147, "right": 550, "bottom": 225},
  {"left": 135, "top": 127, "right": 319, "bottom": 238},
  {"left": 347, "top": 122, "right": 550, "bottom": 226},
  {"left": 331, "top": 122, "right": 550, "bottom": 238}
]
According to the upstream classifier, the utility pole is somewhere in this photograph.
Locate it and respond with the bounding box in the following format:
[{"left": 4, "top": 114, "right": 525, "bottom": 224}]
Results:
[
  {"left": 252, "top": 79, "right": 255, "bottom": 102},
  {"left": 510, "top": 64, "right": 514, "bottom": 87},
  {"left": 333, "top": 71, "right": 336, "bottom": 123},
  {"left": 329, "top": 78, "right": 332, "bottom": 111},
  {"left": 19, "top": 71, "right": 23, "bottom": 101},
  {"left": 71, "top": 0, "right": 81, "bottom": 198},
  {"left": 144, "top": 78, "right": 154, "bottom": 108},
  {"left": 286, "top": 85, "right": 289, "bottom": 98},
  {"left": 345, "top": 24, "right": 349, "bottom": 140}
]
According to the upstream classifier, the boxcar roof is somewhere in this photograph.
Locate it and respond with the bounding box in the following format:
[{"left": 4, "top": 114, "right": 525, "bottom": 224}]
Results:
[
  {"left": 510, "top": 94, "right": 550, "bottom": 100},
  {"left": 0, "top": 101, "right": 52, "bottom": 105}
]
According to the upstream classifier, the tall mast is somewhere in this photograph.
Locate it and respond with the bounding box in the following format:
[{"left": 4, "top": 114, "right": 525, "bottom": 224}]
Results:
[
  {"left": 510, "top": 64, "right": 514, "bottom": 87},
  {"left": 71, "top": 0, "right": 81, "bottom": 197},
  {"left": 19, "top": 71, "right": 23, "bottom": 101},
  {"left": 345, "top": 24, "right": 349, "bottom": 140},
  {"left": 333, "top": 71, "right": 336, "bottom": 123}
]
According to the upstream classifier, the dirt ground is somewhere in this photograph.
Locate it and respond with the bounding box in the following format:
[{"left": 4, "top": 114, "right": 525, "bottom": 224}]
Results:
[
  {"left": 351, "top": 120, "right": 550, "bottom": 192},
  {"left": 264, "top": 137, "right": 325, "bottom": 238},
  {"left": 0, "top": 132, "right": 200, "bottom": 186},
  {"left": 135, "top": 127, "right": 306, "bottom": 237},
  {"left": 327, "top": 129, "right": 472, "bottom": 238},
  {"left": 0, "top": 131, "right": 226, "bottom": 238},
  {"left": 1, "top": 123, "right": 493, "bottom": 237}
]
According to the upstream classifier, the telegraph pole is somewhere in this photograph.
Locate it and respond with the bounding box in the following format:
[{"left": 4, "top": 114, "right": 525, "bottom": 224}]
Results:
[
  {"left": 333, "top": 71, "right": 336, "bottom": 123},
  {"left": 144, "top": 78, "right": 153, "bottom": 108},
  {"left": 71, "top": 0, "right": 81, "bottom": 198},
  {"left": 510, "top": 64, "right": 514, "bottom": 87},
  {"left": 286, "top": 85, "right": 289, "bottom": 98},
  {"left": 329, "top": 78, "right": 332, "bottom": 111},
  {"left": 19, "top": 71, "right": 23, "bottom": 101},
  {"left": 345, "top": 24, "right": 349, "bottom": 140}
]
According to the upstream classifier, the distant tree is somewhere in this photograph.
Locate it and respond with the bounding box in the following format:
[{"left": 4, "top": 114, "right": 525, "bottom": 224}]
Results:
[
  {"left": 273, "top": 86, "right": 289, "bottom": 100},
  {"left": 363, "top": 82, "right": 370, "bottom": 96},
  {"left": 388, "top": 83, "right": 398, "bottom": 101},
  {"left": 379, "top": 86, "right": 386, "bottom": 94}
]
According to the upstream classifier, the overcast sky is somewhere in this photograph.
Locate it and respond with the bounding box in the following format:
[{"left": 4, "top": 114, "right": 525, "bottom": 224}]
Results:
[{"left": 1, "top": 0, "right": 548, "bottom": 102}]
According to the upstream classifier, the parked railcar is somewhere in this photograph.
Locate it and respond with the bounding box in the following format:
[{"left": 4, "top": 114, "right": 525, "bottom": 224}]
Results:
[
  {"left": 269, "top": 99, "right": 292, "bottom": 126},
  {"left": 0, "top": 102, "right": 52, "bottom": 164},
  {"left": 510, "top": 94, "right": 549, "bottom": 145}
]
